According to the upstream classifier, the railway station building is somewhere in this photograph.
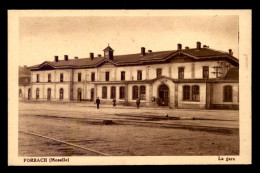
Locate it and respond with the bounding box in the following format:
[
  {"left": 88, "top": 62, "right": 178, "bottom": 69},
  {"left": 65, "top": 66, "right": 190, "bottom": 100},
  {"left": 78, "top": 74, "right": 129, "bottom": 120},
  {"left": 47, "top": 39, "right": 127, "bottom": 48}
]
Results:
[{"left": 25, "top": 42, "right": 239, "bottom": 109}]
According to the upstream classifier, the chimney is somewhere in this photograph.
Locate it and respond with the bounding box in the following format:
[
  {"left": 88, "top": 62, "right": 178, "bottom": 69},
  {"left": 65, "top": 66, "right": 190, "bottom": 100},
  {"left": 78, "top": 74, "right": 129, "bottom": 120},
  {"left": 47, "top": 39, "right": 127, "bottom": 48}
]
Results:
[
  {"left": 141, "top": 47, "right": 145, "bottom": 56},
  {"left": 90, "top": 52, "right": 94, "bottom": 60},
  {"left": 74, "top": 56, "right": 78, "bottom": 59},
  {"left": 229, "top": 49, "right": 233, "bottom": 55},
  {"left": 64, "top": 55, "right": 68, "bottom": 61},
  {"left": 148, "top": 50, "right": 152, "bottom": 53},
  {"left": 185, "top": 46, "right": 189, "bottom": 50},
  {"left": 197, "top": 42, "right": 201, "bottom": 50},
  {"left": 55, "top": 56, "right": 59, "bottom": 62},
  {"left": 98, "top": 54, "right": 101, "bottom": 57},
  {"left": 177, "top": 43, "right": 182, "bottom": 50}
]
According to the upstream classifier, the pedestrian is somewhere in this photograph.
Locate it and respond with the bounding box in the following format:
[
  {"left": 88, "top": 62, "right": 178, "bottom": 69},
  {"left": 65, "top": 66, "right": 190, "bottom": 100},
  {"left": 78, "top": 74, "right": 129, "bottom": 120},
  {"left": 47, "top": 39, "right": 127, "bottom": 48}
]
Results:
[
  {"left": 136, "top": 98, "right": 140, "bottom": 109},
  {"left": 112, "top": 98, "right": 116, "bottom": 108},
  {"left": 96, "top": 97, "right": 100, "bottom": 109}
]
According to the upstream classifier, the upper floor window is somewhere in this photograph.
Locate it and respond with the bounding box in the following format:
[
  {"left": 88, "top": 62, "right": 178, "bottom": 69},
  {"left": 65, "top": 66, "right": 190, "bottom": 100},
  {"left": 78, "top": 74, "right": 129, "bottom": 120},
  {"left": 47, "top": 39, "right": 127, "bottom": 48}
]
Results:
[
  {"left": 121, "top": 71, "right": 125, "bottom": 81},
  {"left": 91, "top": 72, "right": 95, "bottom": 82},
  {"left": 111, "top": 86, "right": 116, "bottom": 99},
  {"left": 137, "top": 70, "right": 142, "bottom": 80},
  {"left": 156, "top": 68, "right": 162, "bottom": 78},
  {"left": 140, "top": 86, "right": 146, "bottom": 100},
  {"left": 60, "top": 88, "right": 63, "bottom": 100},
  {"left": 78, "top": 73, "right": 81, "bottom": 82},
  {"left": 132, "top": 86, "right": 139, "bottom": 100},
  {"left": 191, "top": 85, "right": 200, "bottom": 101},
  {"left": 203, "top": 66, "right": 209, "bottom": 79},
  {"left": 105, "top": 72, "right": 110, "bottom": 81},
  {"left": 36, "top": 74, "right": 40, "bottom": 82},
  {"left": 60, "top": 73, "right": 63, "bottom": 82},
  {"left": 178, "top": 67, "right": 184, "bottom": 79},
  {"left": 119, "top": 86, "right": 125, "bottom": 99},
  {"left": 223, "top": 85, "right": 233, "bottom": 102},
  {"left": 102, "top": 86, "right": 107, "bottom": 99},
  {"left": 48, "top": 74, "right": 51, "bottom": 82}
]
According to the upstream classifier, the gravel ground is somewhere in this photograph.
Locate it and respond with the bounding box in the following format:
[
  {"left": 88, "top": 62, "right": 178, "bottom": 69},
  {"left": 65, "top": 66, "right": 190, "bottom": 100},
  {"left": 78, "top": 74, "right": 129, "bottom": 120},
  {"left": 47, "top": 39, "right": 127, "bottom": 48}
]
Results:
[{"left": 18, "top": 102, "right": 239, "bottom": 156}]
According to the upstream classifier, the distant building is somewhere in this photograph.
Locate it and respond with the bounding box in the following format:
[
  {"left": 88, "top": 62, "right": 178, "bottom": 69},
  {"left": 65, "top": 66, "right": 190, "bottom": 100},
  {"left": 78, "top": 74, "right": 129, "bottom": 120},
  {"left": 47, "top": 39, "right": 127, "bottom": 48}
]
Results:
[
  {"left": 19, "top": 66, "right": 31, "bottom": 100},
  {"left": 27, "top": 42, "right": 239, "bottom": 109}
]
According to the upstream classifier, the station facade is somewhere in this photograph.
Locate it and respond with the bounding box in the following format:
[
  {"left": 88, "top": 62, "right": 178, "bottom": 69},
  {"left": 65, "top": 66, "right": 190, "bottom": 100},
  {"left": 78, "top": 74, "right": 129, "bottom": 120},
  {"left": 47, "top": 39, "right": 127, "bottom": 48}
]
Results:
[{"left": 25, "top": 42, "right": 239, "bottom": 109}]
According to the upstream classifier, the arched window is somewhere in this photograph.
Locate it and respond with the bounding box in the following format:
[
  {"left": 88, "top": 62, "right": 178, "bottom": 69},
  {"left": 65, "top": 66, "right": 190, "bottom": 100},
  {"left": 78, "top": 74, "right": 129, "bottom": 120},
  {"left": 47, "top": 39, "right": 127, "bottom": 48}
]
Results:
[
  {"left": 119, "top": 86, "right": 125, "bottom": 99},
  {"left": 183, "top": 85, "right": 190, "bottom": 100},
  {"left": 192, "top": 85, "right": 200, "bottom": 101},
  {"left": 60, "top": 88, "right": 64, "bottom": 100},
  {"left": 36, "top": 88, "right": 40, "bottom": 99},
  {"left": 102, "top": 86, "right": 107, "bottom": 99},
  {"left": 140, "top": 86, "right": 146, "bottom": 100},
  {"left": 111, "top": 86, "right": 116, "bottom": 99},
  {"left": 223, "top": 85, "right": 232, "bottom": 102},
  {"left": 132, "top": 86, "right": 139, "bottom": 100}
]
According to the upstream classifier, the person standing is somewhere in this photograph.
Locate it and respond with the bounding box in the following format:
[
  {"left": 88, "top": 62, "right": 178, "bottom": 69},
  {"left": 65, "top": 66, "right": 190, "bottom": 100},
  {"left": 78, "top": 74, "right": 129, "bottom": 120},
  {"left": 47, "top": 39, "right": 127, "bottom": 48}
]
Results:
[
  {"left": 136, "top": 98, "right": 140, "bottom": 109},
  {"left": 96, "top": 97, "right": 100, "bottom": 109},
  {"left": 112, "top": 98, "right": 116, "bottom": 108}
]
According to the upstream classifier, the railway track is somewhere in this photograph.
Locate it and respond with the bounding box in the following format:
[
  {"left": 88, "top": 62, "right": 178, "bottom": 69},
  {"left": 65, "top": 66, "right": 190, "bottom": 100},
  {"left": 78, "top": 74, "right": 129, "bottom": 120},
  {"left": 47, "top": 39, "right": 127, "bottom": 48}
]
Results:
[{"left": 19, "top": 129, "right": 111, "bottom": 156}]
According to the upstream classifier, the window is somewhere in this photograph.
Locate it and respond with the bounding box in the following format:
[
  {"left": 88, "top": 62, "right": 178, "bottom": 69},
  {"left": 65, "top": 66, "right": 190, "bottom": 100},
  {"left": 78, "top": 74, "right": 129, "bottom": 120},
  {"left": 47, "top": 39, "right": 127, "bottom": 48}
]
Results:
[
  {"left": 132, "top": 86, "right": 139, "bottom": 100},
  {"left": 78, "top": 73, "right": 81, "bottom": 82},
  {"left": 60, "top": 73, "right": 63, "bottom": 82},
  {"left": 137, "top": 70, "right": 142, "bottom": 80},
  {"left": 60, "top": 88, "right": 63, "bottom": 100},
  {"left": 119, "top": 86, "right": 125, "bottom": 99},
  {"left": 102, "top": 86, "right": 107, "bottom": 99},
  {"left": 121, "top": 71, "right": 125, "bottom": 81},
  {"left": 105, "top": 72, "right": 110, "bottom": 81},
  {"left": 223, "top": 85, "right": 232, "bottom": 102},
  {"left": 183, "top": 86, "right": 190, "bottom": 100},
  {"left": 156, "top": 68, "right": 162, "bottom": 78},
  {"left": 203, "top": 66, "right": 209, "bottom": 79},
  {"left": 192, "top": 85, "right": 200, "bottom": 101},
  {"left": 140, "top": 86, "right": 146, "bottom": 100},
  {"left": 111, "top": 86, "right": 116, "bottom": 99},
  {"left": 36, "top": 88, "right": 40, "bottom": 99},
  {"left": 36, "top": 74, "right": 40, "bottom": 82},
  {"left": 48, "top": 74, "right": 51, "bottom": 82},
  {"left": 178, "top": 67, "right": 184, "bottom": 79},
  {"left": 91, "top": 72, "right": 95, "bottom": 82}
]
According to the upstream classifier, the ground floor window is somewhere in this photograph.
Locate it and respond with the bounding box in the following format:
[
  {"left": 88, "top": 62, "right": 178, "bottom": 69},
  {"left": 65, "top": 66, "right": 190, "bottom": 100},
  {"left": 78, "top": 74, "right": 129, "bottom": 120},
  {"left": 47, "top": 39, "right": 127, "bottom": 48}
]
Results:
[
  {"left": 36, "top": 88, "right": 40, "bottom": 99},
  {"left": 119, "top": 86, "right": 125, "bottom": 99},
  {"left": 60, "top": 88, "right": 63, "bottom": 99},
  {"left": 102, "top": 86, "right": 107, "bottom": 99},
  {"left": 140, "top": 86, "right": 146, "bottom": 100},
  {"left": 19, "top": 89, "right": 22, "bottom": 97},
  {"left": 132, "top": 86, "right": 139, "bottom": 100},
  {"left": 192, "top": 85, "right": 200, "bottom": 101},
  {"left": 223, "top": 85, "right": 232, "bottom": 102},
  {"left": 183, "top": 85, "right": 200, "bottom": 101},
  {"left": 111, "top": 86, "right": 116, "bottom": 99}
]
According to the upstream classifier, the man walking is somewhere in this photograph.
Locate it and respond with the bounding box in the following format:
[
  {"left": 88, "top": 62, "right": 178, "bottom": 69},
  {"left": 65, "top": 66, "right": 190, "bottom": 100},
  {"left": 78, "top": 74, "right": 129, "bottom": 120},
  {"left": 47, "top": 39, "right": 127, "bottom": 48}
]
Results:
[
  {"left": 96, "top": 97, "right": 100, "bottom": 109},
  {"left": 112, "top": 98, "right": 116, "bottom": 108}
]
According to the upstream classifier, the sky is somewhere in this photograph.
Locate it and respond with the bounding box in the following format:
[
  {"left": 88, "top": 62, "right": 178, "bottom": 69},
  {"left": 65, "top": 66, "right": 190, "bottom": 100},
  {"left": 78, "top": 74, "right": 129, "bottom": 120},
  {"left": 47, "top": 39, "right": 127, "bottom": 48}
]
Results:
[{"left": 19, "top": 15, "right": 239, "bottom": 67}]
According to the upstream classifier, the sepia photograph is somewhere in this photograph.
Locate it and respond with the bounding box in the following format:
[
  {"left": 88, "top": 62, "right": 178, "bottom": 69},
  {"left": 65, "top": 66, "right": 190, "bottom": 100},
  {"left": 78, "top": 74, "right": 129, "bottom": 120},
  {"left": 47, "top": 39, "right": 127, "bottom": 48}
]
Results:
[{"left": 8, "top": 10, "right": 251, "bottom": 165}]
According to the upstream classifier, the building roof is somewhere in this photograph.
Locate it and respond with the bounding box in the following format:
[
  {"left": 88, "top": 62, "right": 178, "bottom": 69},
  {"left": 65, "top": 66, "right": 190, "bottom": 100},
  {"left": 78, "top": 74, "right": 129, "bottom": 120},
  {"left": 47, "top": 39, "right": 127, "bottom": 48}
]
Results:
[
  {"left": 29, "top": 46, "right": 239, "bottom": 71},
  {"left": 225, "top": 67, "right": 239, "bottom": 79}
]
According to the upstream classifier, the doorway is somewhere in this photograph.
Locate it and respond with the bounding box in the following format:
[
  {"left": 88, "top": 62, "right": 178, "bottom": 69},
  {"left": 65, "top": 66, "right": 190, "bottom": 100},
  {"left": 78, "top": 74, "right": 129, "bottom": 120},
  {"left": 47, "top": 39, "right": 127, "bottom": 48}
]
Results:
[
  {"left": 28, "top": 88, "right": 31, "bottom": 100},
  {"left": 158, "top": 84, "right": 169, "bottom": 106},
  {"left": 77, "top": 88, "right": 82, "bottom": 101},
  {"left": 47, "top": 88, "right": 51, "bottom": 101},
  {"left": 90, "top": 88, "right": 94, "bottom": 101}
]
